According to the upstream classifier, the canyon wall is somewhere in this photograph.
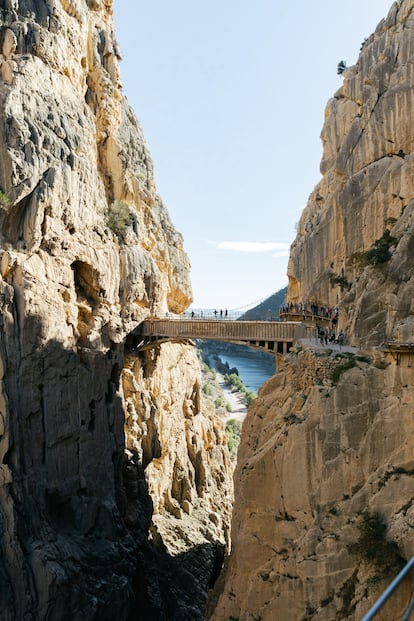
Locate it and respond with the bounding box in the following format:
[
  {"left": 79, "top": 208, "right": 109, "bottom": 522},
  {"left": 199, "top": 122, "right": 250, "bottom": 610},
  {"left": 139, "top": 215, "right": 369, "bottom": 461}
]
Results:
[
  {"left": 210, "top": 1, "right": 414, "bottom": 619},
  {"left": 0, "top": 1, "right": 232, "bottom": 619},
  {"left": 287, "top": 0, "right": 414, "bottom": 348}
]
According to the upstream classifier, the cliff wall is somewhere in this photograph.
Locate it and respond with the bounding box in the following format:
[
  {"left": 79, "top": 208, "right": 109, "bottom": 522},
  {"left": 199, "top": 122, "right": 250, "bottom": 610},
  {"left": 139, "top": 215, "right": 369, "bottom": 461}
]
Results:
[
  {"left": 210, "top": 1, "right": 414, "bottom": 619},
  {"left": 288, "top": 0, "right": 414, "bottom": 348},
  {"left": 0, "top": 2, "right": 232, "bottom": 619},
  {"left": 210, "top": 348, "right": 414, "bottom": 620}
]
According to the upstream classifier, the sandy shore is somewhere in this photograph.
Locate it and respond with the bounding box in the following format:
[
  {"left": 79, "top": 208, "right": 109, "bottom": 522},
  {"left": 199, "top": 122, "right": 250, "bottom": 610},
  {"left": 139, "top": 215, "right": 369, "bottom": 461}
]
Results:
[{"left": 215, "top": 371, "right": 247, "bottom": 423}]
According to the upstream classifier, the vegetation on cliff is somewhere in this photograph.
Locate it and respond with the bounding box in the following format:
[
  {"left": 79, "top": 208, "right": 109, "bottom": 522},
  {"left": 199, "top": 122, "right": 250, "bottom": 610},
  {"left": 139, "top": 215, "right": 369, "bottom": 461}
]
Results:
[{"left": 347, "top": 512, "right": 405, "bottom": 589}]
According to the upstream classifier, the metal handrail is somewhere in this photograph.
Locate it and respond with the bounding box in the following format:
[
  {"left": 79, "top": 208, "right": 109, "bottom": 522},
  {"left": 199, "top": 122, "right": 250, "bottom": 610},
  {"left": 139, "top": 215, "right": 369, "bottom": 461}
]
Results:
[
  {"left": 402, "top": 598, "right": 414, "bottom": 621},
  {"left": 362, "top": 556, "right": 414, "bottom": 620}
]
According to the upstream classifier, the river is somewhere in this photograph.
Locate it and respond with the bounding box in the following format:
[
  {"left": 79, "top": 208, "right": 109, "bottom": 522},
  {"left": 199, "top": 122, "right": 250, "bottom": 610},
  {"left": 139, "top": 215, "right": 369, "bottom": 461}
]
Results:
[{"left": 214, "top": 350, "right": 275, "bottom": 393}]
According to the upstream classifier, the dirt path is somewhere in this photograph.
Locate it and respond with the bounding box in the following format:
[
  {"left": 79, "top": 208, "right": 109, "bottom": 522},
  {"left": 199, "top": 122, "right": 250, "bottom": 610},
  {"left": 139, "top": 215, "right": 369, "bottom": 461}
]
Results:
[
  {"left": 299, "top": 338, "right": 357, "bottom": 354},
  {"left": 216, "top": 371, "right": 247, "bottom": 423}
]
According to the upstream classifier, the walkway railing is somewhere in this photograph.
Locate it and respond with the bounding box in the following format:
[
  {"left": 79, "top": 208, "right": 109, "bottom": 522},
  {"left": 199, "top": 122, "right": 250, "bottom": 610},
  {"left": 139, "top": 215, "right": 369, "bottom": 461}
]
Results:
[
  {"left": 382, "top": 342, "right": 414, "bottom": 366},
  {"left": 280, "top": 309, "right": 339, "bottom": 322},
  {"left": 132, "top": 318, "right": 307, "bottom": 355},
  {"left": 361, "top": 556, "right": 414, "bottom": 620},
  {"left": 280, "top": 310, "right": 330, "bottom": 321},
  {"left": 178, "top": 311, "right": 281, "bottom": 321},
  {"left": 138, "top": 318, "right": 304, "bottom": 342}
]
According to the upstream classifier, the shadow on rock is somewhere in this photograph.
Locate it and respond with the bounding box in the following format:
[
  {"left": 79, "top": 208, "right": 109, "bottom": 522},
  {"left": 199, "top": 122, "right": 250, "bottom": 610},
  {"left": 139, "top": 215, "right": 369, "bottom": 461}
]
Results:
[{"left": 0, "top": 313, "right": 224, "bottom": 620}]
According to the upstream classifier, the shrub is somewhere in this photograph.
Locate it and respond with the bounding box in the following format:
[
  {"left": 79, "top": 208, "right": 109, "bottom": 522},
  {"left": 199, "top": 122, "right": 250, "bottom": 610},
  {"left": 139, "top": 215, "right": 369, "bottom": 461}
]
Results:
[
  {"left": 245, "top": 391, "right": 257, "bottom": 406},
  {"left": 349, "top": 251, "right": 369, "bottom": 271},
  {"left": 337, "top": 60, "right": 347, "bottom": 75},
  {"left": 366, "top": 229, "right": 398, "bottom": 265},
  {"left": 224, "top": 373, "right": 244, "bottom": 392},
  {"left": 107, "top": 200, "right": 132, "bottom": 239},
  {"left": 225, "top": 418, "right": 242, "bottom": 457},
  {"left": 338, "top": 573, "right": 357, "bottom": 617},
  {"left": 366, "top": 245, "right": 390, "bottom": 264},
  {"left": 0, "top": 189, "right": 11, "bottom": 210},
  {"left": 330, "top": 273, "right": 349, "bottom": 289},
  {"left": 331, "top": 358, "right": 357, "bottom": 385},
  {"left": 347, "top": 512, "right": 404, "bottom": 587},
  {"left": 202, "top": 384, "right": 212, "bottom": 396}
]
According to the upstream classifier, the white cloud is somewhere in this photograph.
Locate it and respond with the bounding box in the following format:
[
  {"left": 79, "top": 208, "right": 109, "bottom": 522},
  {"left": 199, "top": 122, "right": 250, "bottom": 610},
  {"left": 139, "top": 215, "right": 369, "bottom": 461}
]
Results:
[
  {"left": 209, "top": 241, "right": 291, "bottom": 253},
  {"left": 271, "top": 250, "right": 290, "bottom": 258}
]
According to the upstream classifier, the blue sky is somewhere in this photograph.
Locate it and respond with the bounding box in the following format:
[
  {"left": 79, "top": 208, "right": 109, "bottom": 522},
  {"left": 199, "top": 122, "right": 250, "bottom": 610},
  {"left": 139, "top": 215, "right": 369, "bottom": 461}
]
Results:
[{"left": 113, "top": 1, "right": 393, "bottom": 310}]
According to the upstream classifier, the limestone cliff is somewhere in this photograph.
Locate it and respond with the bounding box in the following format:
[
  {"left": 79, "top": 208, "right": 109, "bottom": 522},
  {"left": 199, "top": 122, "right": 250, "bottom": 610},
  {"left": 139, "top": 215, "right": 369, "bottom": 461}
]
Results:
[
  {"left": 210, "top": 1, "right": 414, "bottom": 620},
  {"left": 210, "top": 349, "right": 414, "bottom": 620},
  {"left": 288, "top": 0, "right": 414, "bottom": 348},
  {"left": 0, "top": 1, "right": 232, "bottom": 619}
]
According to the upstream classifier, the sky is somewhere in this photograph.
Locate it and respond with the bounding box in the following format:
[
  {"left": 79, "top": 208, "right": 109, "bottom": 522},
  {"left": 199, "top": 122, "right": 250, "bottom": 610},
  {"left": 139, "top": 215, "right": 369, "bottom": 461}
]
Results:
[{"left": 113, "top": 0, "right": 394, "bottom": 311}]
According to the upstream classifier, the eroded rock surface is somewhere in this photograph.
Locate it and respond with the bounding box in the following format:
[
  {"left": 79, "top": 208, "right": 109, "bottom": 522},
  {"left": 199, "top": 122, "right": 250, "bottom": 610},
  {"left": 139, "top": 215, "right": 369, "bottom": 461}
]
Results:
[
  {"left": 288, "top": 0, "right": 414, "bottom": 347},
  {"left": 0, "top": 2, "right": 232, "bottom": 619},
  {"left": 209, "top": 348, "right": 414, "bottom": 620},
  {"left": 210, "top": 1, "right": 414, "bottom": 619}
]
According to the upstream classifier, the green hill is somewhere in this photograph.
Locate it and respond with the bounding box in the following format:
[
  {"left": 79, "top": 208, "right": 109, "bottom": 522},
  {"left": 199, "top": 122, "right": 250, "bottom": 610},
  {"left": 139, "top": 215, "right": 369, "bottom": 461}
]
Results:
[{"left": 239, "top": 286, "right": 287, "bottom": 320}]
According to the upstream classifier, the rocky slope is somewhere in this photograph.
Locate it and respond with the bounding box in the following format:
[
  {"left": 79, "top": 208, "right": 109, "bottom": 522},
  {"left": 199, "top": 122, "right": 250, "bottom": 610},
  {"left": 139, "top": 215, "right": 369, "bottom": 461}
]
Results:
[
  {"left": 209, "top": 1, "right": 414, "bottom": 619},
  {"left": 0, "top": 1, "right": 232, "bottom": 619}
]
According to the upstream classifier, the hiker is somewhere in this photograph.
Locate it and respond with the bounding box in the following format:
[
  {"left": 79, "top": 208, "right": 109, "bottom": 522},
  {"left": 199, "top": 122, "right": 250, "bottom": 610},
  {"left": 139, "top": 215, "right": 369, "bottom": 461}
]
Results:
[{"left": 318, "top": 327, "right": 325, "bottom": 345}]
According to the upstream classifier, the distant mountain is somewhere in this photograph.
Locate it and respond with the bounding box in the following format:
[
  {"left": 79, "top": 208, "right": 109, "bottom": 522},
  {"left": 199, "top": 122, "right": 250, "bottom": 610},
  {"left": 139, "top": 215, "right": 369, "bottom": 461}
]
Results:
[{"left": 239, "top": 286, "right": 288, "bottom": 320}]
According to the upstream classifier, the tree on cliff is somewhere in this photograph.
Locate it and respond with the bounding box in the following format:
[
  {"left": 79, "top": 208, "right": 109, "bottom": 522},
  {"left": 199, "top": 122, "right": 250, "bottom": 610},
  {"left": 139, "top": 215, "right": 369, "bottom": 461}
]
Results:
[{"left": 337, "top": 60, "right": 347, "bottom": 75}]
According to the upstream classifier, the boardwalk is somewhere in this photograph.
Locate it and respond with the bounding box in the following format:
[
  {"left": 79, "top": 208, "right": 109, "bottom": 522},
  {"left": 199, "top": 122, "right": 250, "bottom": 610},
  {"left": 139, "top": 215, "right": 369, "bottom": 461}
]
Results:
[
  {"left": 132, "top": 318, "right": 307, "bottom": 355},
  {"left": 385, "top": 342, "right": 414, "bottom": 366}
]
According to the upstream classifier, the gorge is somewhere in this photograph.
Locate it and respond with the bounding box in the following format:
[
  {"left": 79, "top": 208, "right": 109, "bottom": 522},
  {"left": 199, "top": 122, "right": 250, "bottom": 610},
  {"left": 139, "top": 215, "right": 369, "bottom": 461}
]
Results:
[{"left": 1, "top": 1, "right": 414, "bottom": 621}]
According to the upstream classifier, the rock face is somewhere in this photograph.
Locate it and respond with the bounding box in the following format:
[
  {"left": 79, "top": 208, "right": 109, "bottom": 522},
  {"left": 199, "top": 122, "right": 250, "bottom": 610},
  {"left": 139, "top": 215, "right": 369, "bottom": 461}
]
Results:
[
  {"left": 288, "top": 0, "right": 414, "bottom": 347},
  {"left": 209, "top": 1, "right": 414, "bottom": 619},
  {"left": 210, "top": 349, "right": 414, "bottom": 620},
  {"left": 0, "top": 1, "right": 232, "bottom": 619}
]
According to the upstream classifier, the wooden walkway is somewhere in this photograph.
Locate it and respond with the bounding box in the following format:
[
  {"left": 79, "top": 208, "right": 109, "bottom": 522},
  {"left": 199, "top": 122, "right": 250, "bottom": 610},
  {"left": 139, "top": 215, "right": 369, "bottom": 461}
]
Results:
[
  {"left": 280, "top": 311, "right": 331, "bottom": 323},
  {"left": 385, "top": 342, "right": 414, "bottom": 366},
  {"left": 131, "top": 318, "right": 307, "bottom": 355}
]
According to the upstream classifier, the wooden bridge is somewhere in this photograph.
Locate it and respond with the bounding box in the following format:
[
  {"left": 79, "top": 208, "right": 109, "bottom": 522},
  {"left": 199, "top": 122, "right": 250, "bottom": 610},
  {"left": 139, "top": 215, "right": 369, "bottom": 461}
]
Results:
[{"left": 129, "top": 318, "right": 308, "bottom": 355}]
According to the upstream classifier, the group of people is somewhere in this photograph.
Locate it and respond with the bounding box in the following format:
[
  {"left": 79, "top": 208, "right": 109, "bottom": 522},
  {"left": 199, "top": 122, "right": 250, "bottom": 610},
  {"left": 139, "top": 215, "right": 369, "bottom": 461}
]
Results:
[
  {"left": 214, "top": 309, "right": 228, "bottom": 318},
  {"left": 280, "top": 301, "right": 339, "bottom": 322},
  {"left": 279, "top": 300, "right": 345, "bottom": 345},
  {"left": 189, "top": 309, "right": 228, "bottom": 318},
  {"left": 317, "top": 326, "right": 345, "bottom": 346}
]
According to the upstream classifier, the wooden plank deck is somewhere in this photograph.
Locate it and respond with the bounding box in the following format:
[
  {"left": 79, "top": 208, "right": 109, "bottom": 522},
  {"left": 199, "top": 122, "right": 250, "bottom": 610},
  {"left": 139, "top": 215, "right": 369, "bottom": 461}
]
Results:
[
  {"left": 133, "top": 318, "right": 306, "bottom": 355},
  {"left": 138, "top": 318, "right": 304, "bottom": 341}
]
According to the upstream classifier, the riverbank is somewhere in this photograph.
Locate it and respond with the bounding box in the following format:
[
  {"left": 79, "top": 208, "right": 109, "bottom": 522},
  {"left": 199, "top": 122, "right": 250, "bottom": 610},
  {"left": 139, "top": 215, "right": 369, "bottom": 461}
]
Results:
[{"left": 215, "top": 371, "right": 247, "bottom": 423}]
